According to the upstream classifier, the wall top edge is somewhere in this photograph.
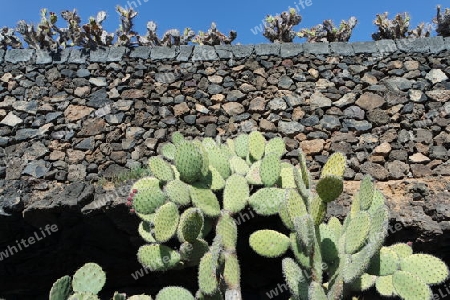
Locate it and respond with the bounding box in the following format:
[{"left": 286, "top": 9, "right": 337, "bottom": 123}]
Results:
[{"left": 0, "top": 36, "right": 449, "bottom": 65}]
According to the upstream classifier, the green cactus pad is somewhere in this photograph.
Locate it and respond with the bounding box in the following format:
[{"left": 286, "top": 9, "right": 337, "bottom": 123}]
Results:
[
  {"left": 202, "top": 137, "right": 217, "bottom": 150},
  {"left": 198, "top": 252, "right": 219, "bottom": 295},
  {"left": 368, "top": 189, "right": 386, "bottom": 213},
  {"left": 388, "top": 243, "right": 413, "bottom": 259},
  {"left": 359, "top": 175, "right": 374, "bottom": 211},
  {"left": 319, "top": 224, "right": 339, "bottom": 263},
  {"left": 136, "top": 212, "right": 155, "bottom": 223},
  {"left": 297, "top": 149, "right": 311, "bottom": 189},
  {"left": 223, "top": 174, "right": 249, "bottom": 213},
  {"left": 179, "top": 239, "right": 209, "bottom": 267},
  {"left": 138, "top": 221, "right": 156, "bottom": 243},
  {"left": 248, "top": 131, "right": 266, "bottom": 160},
  {"left": 131, "top": 176, "right": 160, "bottom": 191},
  {"left": 327, "top": 216, "right": 343, "bottom": 240},
  {"left": 279, "top": 165, "right": 297, "bottom": 188},
  {"left": 137, "top": 244, "right": 181, "bottom": 271},
  {"left": 223, "top": 253, "right": 240, "bottom": 289},
  {"left": 177, "top": 208, "right": 204, "bottom": 243},
  {"left": 133, "top": 185, "right": 167, "bottom": 215},
  {"left": 112, "top": 291, "right": 126, "bottom": 300},
  {"left": 282, "top": 258, "right": 309, "bottom": 299},
  {"left": 368, "top": 247, "right": 400, "bottom": 276},
  {"left": 260, "top": 153, "right": 281, "bottom": 186},
  {"left": 350, "top": 193, "right": 361, "bottom": 218},
  {"left": 290, "top": 233, "right": 311, "bottom": 269},
  {"left": 153, "top": 202, "right": 180, "bottom": 243},
  {"left": 155, "top": 286, "right": 194, "bottom": 300},
  {"left": 155, "top": 286, "right": 195, "bottom": 300},
  {"left": 293, "top": 167, "right": 310, "bottom": 200},
  {"left": 207, "top": 147, "right": 231, "bottom": 180},
  {"left": 320, "top": 152, "right": 346, "bottom": 178},
  {"left": 367, "top": 204, "right": 389, "bottom": 251},
  {"left": 195, "top": 289, "right": 223, "bottom": 300},
  {"left": 148, "top": 157, "right": 175, "bottom": 182},
  {"left": 226, "top": 139, "right": 236, "bottom": 155},
  {"left": 348, "top": 273, "right": 377, "bottom": 291},
  {"left": 161, "top": 143, "right": 176, "bottom": 161},
  {"left": 400, "top": 254, "right": 449, "bottom": 284},
  {"left": 165, "top": 179, "right": 191, "bottom": 206},
  {"left": 68, "top": 292, "right": 99, "bottom": 300},
  {"left": 265, "top": 137, "right": 286, "bottom": 157},
  {"left": 249, "top": 230, "right": 290, "bottom": 258},
  {"left": 293, "top": 215, "right": 314, "bottom": 254},
  {"left": 171, "top": 131, "right": 185, "bottom": 146},
  {"left": 310, "top": 195, "right": 327, "bottom": 226},
  {"left": 234, "top": 134, "right": 249, "bottom": 159},
  {"left": 229, "top": 156, "right": 250, "bottom": 176},
  {"left": 308, "top": 282, "right": 327, "bottom": 300},
  {"left": 72, "top": 263, "right": 106, "bottom": 295},
  {"left": 175, "top": 142, "right": 206, "bottom": 183},
  {"left": 200, "top": 217, "right": 214, "bottom": 238},
  {"left": 375, "top": 275, "right": 396, "bottom": 297},
  {"left": 343, "top": 245, "right": 373, "bottom": 283},
  {"left": 204, "top": 166, "right": 225, "bottom": 191},
  {"left": 49, "top": 275, "right": 71, "bottom": 300},
  {"left": 392, "top": 271, "right": 431, "bottom": 300},
  {"left": 216, "top": 214, "right": 238, "bottom": 251},
  {"left": 345, "top": 211, "right": 370, "bottom": 254},
  {"left": 279, "top": 189, "right": 307, "bottom": 230},
  {"left": 248, "top": 188, "right": 285, "bottom": 216},
  {"left": 316, "top": 175, "right": 344, "bottom": 203},
  {"left": 189, "top": 184, "right": 221, "bottom": 217},
  {"left": 245, "top": 160, "right": 263, "bottom": 185}
]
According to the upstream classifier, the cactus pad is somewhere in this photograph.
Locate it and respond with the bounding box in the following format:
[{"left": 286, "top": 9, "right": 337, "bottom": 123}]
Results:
[
  {"left": 165, "top": 179, "right": 191, "bottom": 206},
  {"left": 279, "top": 165, "right": 297, "bottom": 188},
  {"left": 310, "top": 195, "right": 327, "bottom": 226},
  {"left": 148, "top": 157, "right": 175, "bottom": 182},
  {"left": 229, "top": 156, "right": 250, "bottom": 176},
  {"left": 260, "top": 153, "right": 281, "bottom": 186},
  {"left": 189, "top": 184, "right": 221, "bottom": 217},
  {"left": 202, "top": 137, "right": 217, "bottom": 150},
  {"left": 177, "top": 208, "right": 204, "bottom": 243},
  {"left": 388, "top": 243, "right": 413, "bottom": 259},
  {"left": 248, "top": 131, "right": 266, "bottom": 160},
  {"left": 316, "top": 175, "right": 344, "bottom": 203},
  {"left": 155, "top": 286, "right": 194, "bottom": 300},
  {"left": 72, "top": 263, "right": 106, "bottom": 295},
  {"left": 375, "top": 275, "right": 395, "bottom": 297},
  {"left": 297, "top": 149, "right": 311, "bottom": 189},
  {"left": 138, "top": 221, "right": 156, "bottom": 243},
  {"left": 348, "top": 273, "right": 376, "bottom": 291},
  {"left": 207, "top": 147, "right": 231, "bottom": 180},
  {"left": 153, "top": 202, "right": 180, "bottom": 242},
  {"left": 133, "top": 186, "right": 167, "bottom": 215},
  {"left": 245, "top": 160, "right": 262, "bottom": 185},
  {"left": 223, "top": 174, "right": 249, "bottom": 213},
  {"left": 368, "top": 247, "right": 400, "bottom": 276},
  {"left": 345, "top": 211, "right": 370, "bottom": 254},
  {"left": 137, "top": 244, "right": 181, "bottom": 271},
  {"left": 68, "top": 293, "right": 99, "bottom": 300},
  {"left": 320, "top": 152, "right": 346, "bottom": 178},
  {"left": 282, "top": 258, "right": 309, "bottom": 299},
  {"left": 392, "top": 271, "right": 431, "bottom": 300},
  {"left": 223, "top": 253, "right": 240, "bottom": 289},
  {"left": 49, "top": 275, "right": 71, "bottom": 300},
  {"left": 248, "top": 188, "right": 285, "bottom": 216},
  {"left": 206, "top": 166, "right": 226, "bottom": 191},
  {"left": 308, "top": 282, "right": 327, "bottom": 300},
  {"left": 249, "top": 230, "right": 290, "bottom": 258},
  {"left": 216, "top": 214, "right": 238, "bottom": 251},
  {"left": 293, "top": 215, "right": 314, "bottom": 254},
  {"left": 290, "top": 233, "right": 311, "bottom": 269},
  {"left": 278, "top": 189, "right": 307, "bottom": 230},
  {"left": 359, "top": 175, "right": 374, "bottom": 211},
  {"left": 293, "top": 167, "right": 310, "bottom": 200},
  {"left": 234, "top": 134, "right": 249, "bottom": 159},
  {"left": 180, "top": 239, "right": 209, "bottom": 267},
  {"left": 171, "top": 131, "right": 185, "bottom": 145},
  {"left": 175, "top": 142, "right": 206, "bottom": 183},
  {"left": 161, "top": 143, "right": 176, "bottom": 161},
  {"left": 265, "top": 137, "right": 286, "bottom": 157},
  {"left": 319, "top": 224, "right": 339, "bottom": 263},
  {"left": 198, "top": 252, "right": 219, "bottom": 295},
  {"left": 400, "top": 254, "right": 449, "bottom": 284},
  {"left": 131, "top": 176, "right": 160, "bottom": 191}
]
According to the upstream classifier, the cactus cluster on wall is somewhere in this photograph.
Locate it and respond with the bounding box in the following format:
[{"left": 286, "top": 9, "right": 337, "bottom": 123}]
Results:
[
  {"left": 1, "top": 5, "right": 450, "bottom": 49},
  {"left": 48, "top": 132, "right": 449, "bottom": 300}
]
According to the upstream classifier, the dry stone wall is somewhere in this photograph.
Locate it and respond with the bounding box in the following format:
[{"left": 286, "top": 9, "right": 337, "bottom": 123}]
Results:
[{"left": 0, "top": 37, "right": 450, "bottom": 299}]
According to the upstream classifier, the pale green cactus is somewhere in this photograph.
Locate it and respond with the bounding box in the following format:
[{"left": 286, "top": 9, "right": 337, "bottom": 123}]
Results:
[{"left": 119, "top": 131, "right": 448, "bottom": 300}]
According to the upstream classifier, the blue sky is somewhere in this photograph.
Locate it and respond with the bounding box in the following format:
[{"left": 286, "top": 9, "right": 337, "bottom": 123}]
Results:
[{"left": 0, "top": 0, "right": 445, "bottom": 44}]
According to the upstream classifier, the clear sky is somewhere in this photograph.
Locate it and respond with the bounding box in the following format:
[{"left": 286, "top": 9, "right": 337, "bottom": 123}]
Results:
[{"left": 0, "top": 0, "right": 445, "bottom": 45}]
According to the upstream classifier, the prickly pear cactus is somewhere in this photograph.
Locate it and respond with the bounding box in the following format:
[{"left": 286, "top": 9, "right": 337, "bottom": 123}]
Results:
[{"left": 123, "top": 131, "right": 448, "bottom": 300}]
